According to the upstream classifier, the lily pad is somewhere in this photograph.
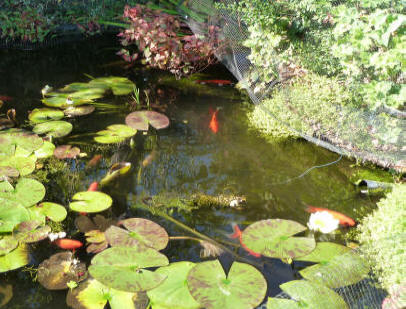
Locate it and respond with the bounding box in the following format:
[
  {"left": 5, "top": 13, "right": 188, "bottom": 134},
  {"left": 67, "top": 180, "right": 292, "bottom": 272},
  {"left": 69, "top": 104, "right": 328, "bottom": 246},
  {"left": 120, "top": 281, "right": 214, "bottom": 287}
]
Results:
[
  {"left": 295, "top": 242, "right": 351, "bottom": 263},
  {"left": 125, "top": 111, "right": 170, "bottom": 131},
  {"left": 147, "top": 262, "right": 200, "bottom": 309},
  {"left": 0, "top": 154, "right": 37, "bottom": 176},
  {"left": 64, "top": 105, "right": 95, "bottom": 117},
  {"left": 89, "top": 76, "right": 135, "bottom": 95},
  {"left": 28, "top": 108, "right": 64, "bottom": 124},
  {"left": 37, "top": 252, "right": 87, "bottom": 290},
  {"left": 242, "top": 219, "right": 316, "bottom": 259},
  {"left": 54, "top": 145, "right": 81, "bottom": 159},
  {"left": 299, "top": 250, "right": 369, "bottom": 288},
  {"left": 30, "top": 202, "right": 67, "bottom": 222},
  {"left": 105, "top": 218, "right": 168, "bottom": 250},
  {"left": 66, "top": 278, "right": 139, "bottom": 309},
  {"left": 75, "top": 214, "right": 114, "bottom": 233},
  {"left": 33, "top": 120, "right": 73, "bottom": 138},
  {"left": 0, "top": 244, "right": 29, "bottom": 273},
  {"left": 267, "top": 280, "right": 348, "bottom": 309},
  {"left": 94, "top": 124, "right": 137, "bottom": 144},
  {"left": 61, "top": 82, "right": 109, "bottom": 92},
  {"left": 42, "top": 95, "right": 93, "bottom": 109},
  {"left": 15, "top": 220, "right": 51, "bottom": 243},
  {"left": 0, "top": 236, "right": 18, "bottom": 255},
  {"left": 187, "top": 260, "right": 267, "bottom": 309},
  {"left": 88, "top": 246, "right": 169, "bottom": 292},
  {"left": 69, "top": 191, "right": 112, "bottom": 213},
  {"left": 0, "top": 177, "right": 46, "bottom": 208},
  {"left": 84, "top": 230, "right": 108, "bottom": 254},
  {"left": 34, "top": 141, "right": 55, "bottom": 159},
  {"left": 0, "top": 166, "right": 19, "bottom": 179},
  {"left": 0, "top": 202, "right": 30, "bottom": 233},
  {"left": 0, "top": 129, "right": 43, "bottom": 155}
]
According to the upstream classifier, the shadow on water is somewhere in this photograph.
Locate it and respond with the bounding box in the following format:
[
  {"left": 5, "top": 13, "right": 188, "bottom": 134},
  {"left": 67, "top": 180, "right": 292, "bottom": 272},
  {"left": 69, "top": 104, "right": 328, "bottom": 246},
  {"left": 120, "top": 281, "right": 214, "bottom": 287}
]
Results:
[{"left": 0, "top": 36, "right": 379, "bottom": 308}]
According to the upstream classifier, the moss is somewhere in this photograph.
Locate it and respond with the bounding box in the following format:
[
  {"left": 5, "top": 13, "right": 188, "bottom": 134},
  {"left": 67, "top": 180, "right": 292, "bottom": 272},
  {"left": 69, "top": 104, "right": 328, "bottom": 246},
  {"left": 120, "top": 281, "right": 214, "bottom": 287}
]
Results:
[{"left": 357, "top": 184, "right": 406, "bottom": 292}]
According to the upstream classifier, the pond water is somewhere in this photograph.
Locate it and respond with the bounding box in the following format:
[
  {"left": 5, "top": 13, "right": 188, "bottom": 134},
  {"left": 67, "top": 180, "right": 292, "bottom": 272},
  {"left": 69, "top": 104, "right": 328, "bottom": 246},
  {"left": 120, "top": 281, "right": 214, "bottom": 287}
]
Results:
[{"left": 0, "top": 36, "right": 380, "bottom": 308}]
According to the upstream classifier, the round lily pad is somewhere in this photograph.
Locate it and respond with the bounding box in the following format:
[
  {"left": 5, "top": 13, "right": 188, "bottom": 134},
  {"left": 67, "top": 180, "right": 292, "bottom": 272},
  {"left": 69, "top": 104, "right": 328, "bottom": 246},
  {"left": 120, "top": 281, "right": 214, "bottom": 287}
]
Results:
[
  {"left": 0, "top": 129, "right": 43, "bottom": 155},
  {"left": 33, "top": 120, "right": 73, "bottom": 138},
  {"left": 89, "top": 76, "right": 135, "bottom": 95},
  {"left": 0, "top": 177, "right": 46, "bottom": 208},
  {"left": 0, "top": 202, "right": 30, "bottom": 233},
  {"left": 54, "top": 145, "right": 81, "bottom": 159},
  {"left": 37, "top": 252, "right": 87, "bottom": 290},
  {"left": 61, "top": 82, "right": 109, "bottom": 92},
  {"left": 295, "top": 242, "right": 351, "bottom": 263},
  {"left": 147, "top": 262, "right": 200, "bottom": 309},
  {"left": 15, "top": 220, "right": 51, "bottom": 243},
  {"left": 66, "top": 278, "right": 139, "bottom": 309},
  {"left": 64, "top": 105, "right": 95, "bottom": 117},
  {"left": 75, "top": 214, "right": 114, "bottom": 233},
  {"left": 125, "top": 111, "right": 170, "bottom": 131},
  {"left": 0, "top": 155, "right": 37, "bottom": 176},
  {"left": 267, "top": 280, "right": 348, "bottom": 309},
  {"left": 88, "top": 246, "right": 169, "bottom": 292},
  {"left": 105, "top": 218, "right": 168, "bottom": 250},
  {"left": 0, "top": 236, "right": 18, "bottom": 255},
  {"left": 69, "top": 191, "right": 112, "bottom": 213},
  {"left": 0, "top": 166, "right": 19, "bottom": 178},
  {"left": 34, "top": 141, "right": 55, "bottom": 159},
  {"left": 187, "top": 260, "right": 267, "bottom": 309},
  {"left": 84, "top": 230, "right": 108, "bottom": 254},
  {"left": 31, "top": 202, "right": 67, "bottom": 222},
  {"left": 299, "top": 250, "right": 369, "bottom": 288},
  {"left": 94, "top": 124, "right": 137, "bottom": 144},
  {"left": 28, "top": 108, "right": 64, "bottom": 124},
  {"left": 0, "top": 244, "right": 29, "bottom": 273},
  {"left": 242, "top": 219, "right": 316, "bottom": 259},
  {"left": 42, "top": 93, "right": 94, "bottom": 109}
]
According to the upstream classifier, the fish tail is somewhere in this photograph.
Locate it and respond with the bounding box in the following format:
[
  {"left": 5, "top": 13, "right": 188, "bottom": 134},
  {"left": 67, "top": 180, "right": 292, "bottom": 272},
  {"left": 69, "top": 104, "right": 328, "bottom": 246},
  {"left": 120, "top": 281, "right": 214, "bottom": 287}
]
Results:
[
  {"left": 305, "top": 205, "right": 318, "bottom": 213},
  {"left": 228, "top": 222, "right": 242, "bottom": 239}
]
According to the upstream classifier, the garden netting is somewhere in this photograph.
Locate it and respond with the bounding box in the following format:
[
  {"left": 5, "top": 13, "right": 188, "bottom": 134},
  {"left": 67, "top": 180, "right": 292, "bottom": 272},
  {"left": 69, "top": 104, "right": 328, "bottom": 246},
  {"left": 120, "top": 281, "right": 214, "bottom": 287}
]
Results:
[{"left": 181, "top": 0, "right": 406, "bottom": 173}]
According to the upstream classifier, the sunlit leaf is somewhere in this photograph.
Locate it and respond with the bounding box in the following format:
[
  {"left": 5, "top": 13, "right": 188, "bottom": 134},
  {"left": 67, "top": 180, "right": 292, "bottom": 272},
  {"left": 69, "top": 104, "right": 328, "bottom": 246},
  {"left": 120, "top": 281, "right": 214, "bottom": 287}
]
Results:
[
  {"left": 0, "top": 178, "right": 45, "bottom": 208},
  {"left": 295, "top": 242, "right": 351, "bottom": 263},
  {"left": 125, "top": 111, "right": 170, "bottom": 131},
  {"left": 64, "top": 105, "right": 95, "bottom": 117},
  {"left": 0, "top": 129, "right": 43, "bottom": 155},
  {"left": 69, "top": 191, "right": 113, "bottom": 213},
  {"left": 0, "top": 202, "right": 30, "bottom": 233},
  {"left": 0, "top": 236, "right": 18, "bottom": 255},
  {"left": 33, "top": 120, "right": 73, "bottom": 138},
  {"left": 0, "top": 155, "right": 37, "bottom": 176},
  {"left": 15, "top": 220, "right": 51, "bottom": 243},
  {"left": 94, "top": 124, "right": 136, "bottom": 144},
  {"left": 28, "top": 108, "right": 64, "bottom": 124},
  {"left": 0, "top": 244, "right": 29, "bottom": 273},
  {"left": 34, "top": 141, "right": 55, "bottom": 159}
]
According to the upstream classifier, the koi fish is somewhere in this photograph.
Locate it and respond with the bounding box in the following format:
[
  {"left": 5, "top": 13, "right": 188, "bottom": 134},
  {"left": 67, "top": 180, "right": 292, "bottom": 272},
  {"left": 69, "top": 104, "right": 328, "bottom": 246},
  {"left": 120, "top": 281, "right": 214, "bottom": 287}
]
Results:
[
  {"left": 229, "top": 223, "right": 261, "bottom": 258},
  {"left": 54, "top": 238, "right": 83, "bottom": 251},
  {"left": 306, "top": 206, "right": 356, "bottom": 227},
  {"left": 209, "top": 108, "right": 219, "bottom": 134},
  {"left": 87, "top": 154, "right": 102, "bottom": 168},
  {"left": 0, "top": 95, "right": 13, "bottom": 102},
  {"left": 87, "top": 181, "right": 99, "bottom": 192},
  {"left": 195, "top": 80, "right": 233, "bottom": 86}
]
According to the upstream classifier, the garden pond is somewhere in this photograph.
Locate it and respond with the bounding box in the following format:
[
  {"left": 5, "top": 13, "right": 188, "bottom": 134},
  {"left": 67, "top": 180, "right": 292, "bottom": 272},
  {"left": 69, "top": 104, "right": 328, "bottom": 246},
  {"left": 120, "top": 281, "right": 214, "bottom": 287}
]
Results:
[{"left": 0, "top": 37, "right": 389, "bottom": 308}]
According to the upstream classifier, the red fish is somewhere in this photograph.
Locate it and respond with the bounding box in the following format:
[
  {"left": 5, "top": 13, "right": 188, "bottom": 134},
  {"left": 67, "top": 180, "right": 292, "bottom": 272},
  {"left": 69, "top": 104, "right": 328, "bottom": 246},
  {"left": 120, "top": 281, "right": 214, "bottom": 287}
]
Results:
[
  {"left": 54, "top": 238, "right": 83, "bottom": 251},
  {"left": 0, "top": 95, "right": 13, "bottom": 102},
  {"left": 306, "top": 206, "right": 356, "bottom": 227},
  {"left": 87, "top": 154, "right": 102, "bottom": 168},
  {"left": 229, "top": 223, "right": 261, "bottom": 258},
  {"left": 87, "top": 181, "right": 99, "bottom": 192},
  {"left": 195, "top": 80, "right": 233, "bottom": 86},
  {"left": 209, "top": 108, "right": 219, "bottom": 134}
]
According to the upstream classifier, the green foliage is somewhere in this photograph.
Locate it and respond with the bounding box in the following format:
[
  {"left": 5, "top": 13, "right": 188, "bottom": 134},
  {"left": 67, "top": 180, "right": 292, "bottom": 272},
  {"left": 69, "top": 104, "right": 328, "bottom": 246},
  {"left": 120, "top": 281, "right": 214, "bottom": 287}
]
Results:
[{"left": 357, "top": 184, "right": 406, "bottom": 291}]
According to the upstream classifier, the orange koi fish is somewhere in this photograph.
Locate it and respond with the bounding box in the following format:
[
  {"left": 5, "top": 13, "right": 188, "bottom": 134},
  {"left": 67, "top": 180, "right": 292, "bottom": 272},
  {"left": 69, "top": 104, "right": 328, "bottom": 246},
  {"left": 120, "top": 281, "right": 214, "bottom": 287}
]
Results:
[
  {"left": 306, "top": 206, "right": 356, "bottom": 227},
  {"left": 195, "top": 80, "right": 233, "bottom": 86},
  {"left": 229, "top": 223, "right": 261, "bottom": 258},
  {"left": 87, "top": 181, "right": 99, "bottom": 192},
  {"left": 0, "top": 95, "right": 13, "bottom": 102},
  {"left": 54, "top": 238, "right": 83, "bottom": 251},
  {"left": 87, "top": 154, "right": 102, "bottom": 168},
  {"left": 209, "top": 108, "right": 219, "bottom": 134}
]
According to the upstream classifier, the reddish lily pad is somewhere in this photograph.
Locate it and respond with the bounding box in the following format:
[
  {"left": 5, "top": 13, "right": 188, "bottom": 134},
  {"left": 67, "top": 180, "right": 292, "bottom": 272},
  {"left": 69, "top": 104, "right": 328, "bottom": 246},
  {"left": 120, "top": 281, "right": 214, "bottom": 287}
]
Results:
[
  {"left": 64, "top": 105, "right": 95, "bottom": 117},
  {"left": 15, "top": 220, "right": 51, "bottom": 243},
  {"left": 0, "top": 244, "right": 29, "bottom": 273},
  {"left": 0, "top": 236, "right": 18, "bottom": 255},
  {"left": 54, "top": 145, "right": 81, "bottom": 159},
  {"left": 33, "top": 120, "right": 73, "bottom": 138},
  {"left": 28, "top": 108, "right": 64, "bottom": 124},
  {"left": 105, "top": 218, "right": 168, "bottom": 250},
  {"left": 37, "top": 252, "right": 87, "bottom": 290},
  {"left": 125, "top": 111, "right": 170, "bottom": 131},
  {"left": 242, "top": 219, "right": 316, "bottom": 259},
  {"left": 69, "top": 191, "right": 113, "bottom": 213},
  {"left": 88, "top": 246, "right": 169, "bottom": 292},
  {"left": 0, "top": 166, "right": 19, "bottom": 179},
  {"left": 84, "top": 230, "right": 108, "bottom": 254},
  {"left": 187, "top": 260, "right": 267, "bottom": 309}
]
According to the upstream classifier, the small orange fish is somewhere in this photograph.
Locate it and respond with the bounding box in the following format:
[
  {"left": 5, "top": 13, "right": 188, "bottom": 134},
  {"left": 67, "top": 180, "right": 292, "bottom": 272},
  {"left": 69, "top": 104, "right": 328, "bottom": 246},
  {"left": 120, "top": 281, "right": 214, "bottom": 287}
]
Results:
[
  {"left": 54, "top": 238, "right": 83, "bottom": 251},
  {"left": 195, "top": 80, "right": 233, "bottom": 86},
  {"left": 209, "top": 108, "right": 219, "bottom": 134},
  {"left": 306, "top": 206, "right": 356, "bottom": 227},
  {"left": 87, "top": 154, "right": 102, "bottom": 168},
  {"left": 87, "top": 181, "right": 99, "bottom": 192},
  {"left": 0, "top": 95, "right": 13, "bottom": 102},
  {"left": 229, "top": 223, "right": 261, "bottom": 258}
]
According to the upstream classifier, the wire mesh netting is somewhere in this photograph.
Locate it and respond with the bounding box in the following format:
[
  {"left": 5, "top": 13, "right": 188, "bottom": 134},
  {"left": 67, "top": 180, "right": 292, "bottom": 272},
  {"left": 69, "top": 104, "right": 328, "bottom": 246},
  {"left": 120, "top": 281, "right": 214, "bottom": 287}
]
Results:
[{"left": 181, "top": 0, "right": 406, "bottom": 173}]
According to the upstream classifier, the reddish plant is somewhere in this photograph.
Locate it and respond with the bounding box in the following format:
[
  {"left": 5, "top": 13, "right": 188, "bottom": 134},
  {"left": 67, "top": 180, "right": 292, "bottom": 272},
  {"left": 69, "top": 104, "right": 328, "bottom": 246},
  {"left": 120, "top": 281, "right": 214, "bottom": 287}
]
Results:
[{"left": 117, "top": 5, "right": 220, "bottom": 77}]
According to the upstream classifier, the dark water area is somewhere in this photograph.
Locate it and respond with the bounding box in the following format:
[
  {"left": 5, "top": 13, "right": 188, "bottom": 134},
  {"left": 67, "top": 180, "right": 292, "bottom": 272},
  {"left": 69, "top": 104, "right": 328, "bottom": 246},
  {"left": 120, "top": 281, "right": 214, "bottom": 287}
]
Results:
[{"left": 0, "top": 36, "right": 380, "bottom": 308}]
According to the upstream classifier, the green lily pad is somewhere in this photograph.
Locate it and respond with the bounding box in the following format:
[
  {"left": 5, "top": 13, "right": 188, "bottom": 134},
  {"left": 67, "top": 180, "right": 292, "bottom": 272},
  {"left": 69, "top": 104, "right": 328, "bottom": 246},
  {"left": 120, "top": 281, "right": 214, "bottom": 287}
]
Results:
[
  {"left": 0, "top": 178, "right": 46, "bottom": 208},
  {"left": 66, "top": 278, "right": 139, "bottom": 309},
  {"left": 187, "top": 260, "right": 267, "bottom": 309},
  {"left": 105, "top": 218, "right": 168, "bottom": 250},
  {"left": 64, "top": 105, "right": 95, "bottom": 117},
  {"left": 61, "top": 82, "right": 109, "bottom": 92},
  {"left": 88, "top": 246, "right": 169, "bottom": 292},
  {"left": 0, "top": 154, "right": 37, "bottom": 176},
  {"left": 37, "top": 252, "right": 87, "bottom": 290},
  {"left": 89, "top": 76, "right": 135, "bottom": 95},
  {"left": 54, "top": 145, "right": 81, "bottom": 159},
  {"left": 0, "top": 129, "right": 43, "bottom": 155},
  {"left": 34, "top": 141, "right": 55, "bottom": 159},
  {"left": 94, "top": 124, "right": 137, "bottom": 144},
  {"left": 125, "top": 111, "right": 170, "bottom": 131},
  {"left": 69, "top": 191, "right": 112, "bottom": 213},
  {"left": 28, "top": 108, "right": 64, "bottom": 124},
  {"left": 15, "top": 220, "right": 51, "bottom": 243},
  {"left": 84, "top": 230, "right": 108, "bottom": 254},
  {"left": 33, "top": 120, "right": 73, "bottom": 138},
  {"left": 299, "top": 250, "right": 369, "bottom": 288},
  {"left": 30, "top": 202, "right": 67, "bottom": 222},
  {"left": 0, "top": 166, "right": 19, "bottom": 179},
  {"left": 0, "top": 244, "right": 29, "bottom": 273},
  {"left": 295, "top": 242, "right": 351, "bottom": 263},
  {"left": 267, "top": 280, "right": 348, "bottom": 309},
  {"left": 0, "top": 202, "right": 30, "bottom": 233},
  {"left": 147, "top": 262, "right": 200, "bottom": 309},
  {"left": 242, "top": 219, "right": 316, "bottom": 259},
  {"left": 42, "top": 95, "right": 93, "bottom": 109},
  {"left": 0, "top": 236, "right": 18, "bottom": 255}
]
